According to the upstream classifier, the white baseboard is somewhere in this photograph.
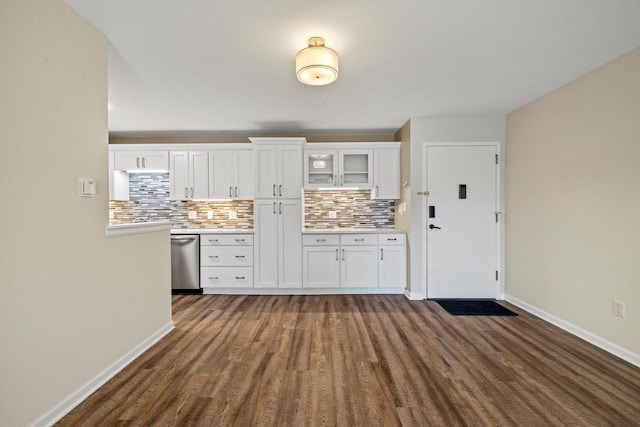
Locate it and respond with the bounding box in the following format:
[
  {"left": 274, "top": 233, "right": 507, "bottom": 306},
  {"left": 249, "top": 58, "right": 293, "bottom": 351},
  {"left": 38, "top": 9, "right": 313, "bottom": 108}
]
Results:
[
  {"left": 32, "top": 321, "right": 175, "bottom": 427},
  {"left": 202, "top": 287, "right": 405, "bottom": 295},
  {"left": 505, "top": 294, "right": 639, "bottom": 368},
  {"left": 403, "top": 289, "right": 425, "bottom": 300}
]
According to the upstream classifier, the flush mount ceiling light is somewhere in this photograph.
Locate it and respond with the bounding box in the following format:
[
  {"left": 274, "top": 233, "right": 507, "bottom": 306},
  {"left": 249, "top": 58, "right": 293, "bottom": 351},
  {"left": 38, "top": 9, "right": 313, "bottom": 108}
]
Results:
[{"left": 296, "top": 37, "right": 339, "bottom": 86}]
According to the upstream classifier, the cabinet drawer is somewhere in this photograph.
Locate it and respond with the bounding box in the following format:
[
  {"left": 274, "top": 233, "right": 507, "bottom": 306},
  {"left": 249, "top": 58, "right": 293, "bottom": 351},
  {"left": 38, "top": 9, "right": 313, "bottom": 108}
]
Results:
[
  {"left": 302, "top": 234, "right": 340, "bottom": 246},
  {"left": 378, "top": 233, "right": 406, "bottom": 245},
  {"left": 340, "top": 234, "right": 378, "bottom": 245},
  {"left": 201, "top": 267, "right": 254, "bottom": 288},
  {"left": 201, "top": 246, "right": 253, "bottom": 266},
  {"left": 201, "top": 234, "right": 254, "bottom": 246}
]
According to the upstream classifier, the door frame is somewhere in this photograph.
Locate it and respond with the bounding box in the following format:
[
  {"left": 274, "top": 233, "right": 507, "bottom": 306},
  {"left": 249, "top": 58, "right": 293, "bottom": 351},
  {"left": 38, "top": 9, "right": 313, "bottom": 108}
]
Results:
[{"left": 421, "top": 141, "right": 504, "bottom": 300}]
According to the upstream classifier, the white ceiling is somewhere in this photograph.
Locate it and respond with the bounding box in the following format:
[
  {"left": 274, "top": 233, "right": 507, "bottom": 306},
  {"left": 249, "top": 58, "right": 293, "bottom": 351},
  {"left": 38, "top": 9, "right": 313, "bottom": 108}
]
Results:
[{"left": 64, "top": 0, "right": 640, "bottom": 135}]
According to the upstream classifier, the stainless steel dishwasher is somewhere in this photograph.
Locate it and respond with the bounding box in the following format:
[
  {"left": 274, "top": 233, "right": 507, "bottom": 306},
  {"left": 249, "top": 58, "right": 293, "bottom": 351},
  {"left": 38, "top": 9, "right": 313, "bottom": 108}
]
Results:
[{"left": 170, "top": 234, "right": 201, "bottom": 292}]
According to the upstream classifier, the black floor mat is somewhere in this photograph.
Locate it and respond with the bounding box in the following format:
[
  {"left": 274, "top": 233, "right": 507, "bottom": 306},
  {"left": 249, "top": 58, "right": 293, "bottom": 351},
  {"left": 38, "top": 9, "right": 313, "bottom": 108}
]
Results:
[{"left": 435, "top": 299, "right": 518, "bottom": 316}]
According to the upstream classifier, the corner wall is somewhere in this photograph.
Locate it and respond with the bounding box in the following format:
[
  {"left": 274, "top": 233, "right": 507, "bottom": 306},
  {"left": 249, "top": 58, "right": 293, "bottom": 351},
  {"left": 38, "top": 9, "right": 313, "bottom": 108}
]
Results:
[
  {"left": 505, "top": 48, "right": 640, "bottom": 357},
  {"left": 0, "top": 1, "right": 172, "bottom": 425}
]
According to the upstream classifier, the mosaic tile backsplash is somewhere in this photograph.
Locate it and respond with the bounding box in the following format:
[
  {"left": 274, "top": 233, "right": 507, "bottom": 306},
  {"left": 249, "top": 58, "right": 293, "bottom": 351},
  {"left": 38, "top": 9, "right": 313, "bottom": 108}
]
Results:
[
  {"left": 109, "top": 174, "right": 395, "bottom": 229},
  {"left": 109, "top": 173, "right": 253, "bottom": 229},
  {"left": 303, "top": 190, "right": 395, "bottom": 229}
]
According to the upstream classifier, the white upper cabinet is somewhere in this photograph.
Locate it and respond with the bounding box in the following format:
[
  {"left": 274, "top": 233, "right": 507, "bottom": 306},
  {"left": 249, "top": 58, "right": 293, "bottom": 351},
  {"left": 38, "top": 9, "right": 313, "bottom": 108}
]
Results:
[
  {"left": 251, "top": 138, "right": 304, "bottom": 199},
  {"left": 210, "top": 150, "right": 254, "bottom": 199},
  {"left": 169, "top": 150, "right": 209, "bottom": 200},
  {"left": 304, "top": 147, "right": 373, "bottom": 189},
  {"left": 373, "top": 148, "right": 400, "bottom": 199},
  {"left": 114, "top": 150, "right": 168, "bottom": 171}
]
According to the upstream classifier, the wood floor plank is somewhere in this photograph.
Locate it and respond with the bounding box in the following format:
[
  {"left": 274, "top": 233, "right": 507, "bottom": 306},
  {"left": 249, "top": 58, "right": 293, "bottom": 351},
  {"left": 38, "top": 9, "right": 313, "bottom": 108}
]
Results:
[{"left": 57, "top": 295, "right": 640, "bottom": 427}]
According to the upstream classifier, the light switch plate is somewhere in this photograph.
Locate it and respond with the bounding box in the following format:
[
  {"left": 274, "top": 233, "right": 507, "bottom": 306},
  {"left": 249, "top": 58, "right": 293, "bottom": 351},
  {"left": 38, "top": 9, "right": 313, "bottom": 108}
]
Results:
[
  {"left": 207, "top": 211, "right": 214, "bottom": 219},
  {"left": 329, "top": 211, "right": 337, "bottom": 219},
  {"left": 228, "top": 211, "right": 237, "bottom": 219},
  {"left": 188, "top": 211, "right": 197, "bottom": 220}
]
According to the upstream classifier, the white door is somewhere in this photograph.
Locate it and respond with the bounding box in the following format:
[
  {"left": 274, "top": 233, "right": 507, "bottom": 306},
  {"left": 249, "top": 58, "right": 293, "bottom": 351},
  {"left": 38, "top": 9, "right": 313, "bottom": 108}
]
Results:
[
  {"left": 210, "top": 150, "right": 234, "bottom": 199},
  {"left": 169, "top": 151, "right": 189, "bottom": 200},
  {"left": 341, "top": 246, "right": 378, "bottom": 288},
  {"left": 278, "top": 199, "right": 302, "bottom": 288},
  {"left": 234, "top": 150, "right": 254, "bottom": 199},
  {"left": 189, "top": 151, "right": 209, "bottom": 199},
  {"left": 254, "top": 200, "right": 278, "bottom": 287},
  {"left": 426, "top": 145, "right": 498, "bottom": 299},
  {"left": 278, "top": 145, "right": 302, "bottom": 198}
]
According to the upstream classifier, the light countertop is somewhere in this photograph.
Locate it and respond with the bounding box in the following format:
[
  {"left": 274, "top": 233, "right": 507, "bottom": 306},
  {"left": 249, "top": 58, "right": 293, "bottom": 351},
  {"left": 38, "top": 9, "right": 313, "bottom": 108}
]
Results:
[
  {"left": 171, "top": 228, "right": 254, "bottom": 234},
  {"left": 302, "top": 228, "right": 404, "bottom": 234}
]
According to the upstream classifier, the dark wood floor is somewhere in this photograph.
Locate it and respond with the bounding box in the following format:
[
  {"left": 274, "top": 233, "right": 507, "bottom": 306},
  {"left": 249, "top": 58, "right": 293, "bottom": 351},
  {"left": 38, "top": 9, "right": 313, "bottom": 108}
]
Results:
[{"left": 58, "top": 295, "right": 640, "bottom": 426}]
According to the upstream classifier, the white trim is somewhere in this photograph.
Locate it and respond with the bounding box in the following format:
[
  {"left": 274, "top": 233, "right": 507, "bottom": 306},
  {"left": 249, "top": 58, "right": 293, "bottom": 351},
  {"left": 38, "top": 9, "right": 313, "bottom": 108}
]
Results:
[
  {"left": 404, "top": 289, "right": 425, "bottom": 300},
  {"left": 203, "top": 287, "right": 405, "bottom": 295},
  {"left": 505, "top": 294, "right": 640, "bottom": 368},
  {"left": 421, "top": 141, "right": 502, "bottom": 299},
  {"left": 32, "top": 322, "right": 175, "bottom": 427},
  {"left": 108, "top": 143, "right": 253, "bottom": 152},
  {"left": 106, "top": 221, "right": 172, "bottom": 237}
]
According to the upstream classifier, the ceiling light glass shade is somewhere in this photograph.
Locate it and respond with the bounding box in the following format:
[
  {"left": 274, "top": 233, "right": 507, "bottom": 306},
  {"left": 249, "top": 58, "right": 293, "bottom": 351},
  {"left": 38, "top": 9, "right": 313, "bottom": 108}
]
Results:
[{"left": 296, "top": 37, "right": 339, "bottom": 86}]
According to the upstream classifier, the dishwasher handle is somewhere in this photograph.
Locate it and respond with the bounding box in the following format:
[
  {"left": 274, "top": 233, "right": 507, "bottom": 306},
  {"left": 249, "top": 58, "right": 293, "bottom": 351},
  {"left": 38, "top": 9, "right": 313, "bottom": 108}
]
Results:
[{"left": 171, "top": 236, "right": 198, "bottom": 242}]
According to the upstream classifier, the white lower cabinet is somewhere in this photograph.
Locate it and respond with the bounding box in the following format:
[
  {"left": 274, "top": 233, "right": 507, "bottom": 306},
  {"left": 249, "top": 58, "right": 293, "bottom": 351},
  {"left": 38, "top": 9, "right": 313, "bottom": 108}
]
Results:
[
  {"left": 200, "top": 234, "right": 254, "bottom": 289},
  {"left": 254, "top": 199, "right": 302, "bottom": 288},
  {"left": 302, "top": 233, "right": 406, "bottom": 289}
]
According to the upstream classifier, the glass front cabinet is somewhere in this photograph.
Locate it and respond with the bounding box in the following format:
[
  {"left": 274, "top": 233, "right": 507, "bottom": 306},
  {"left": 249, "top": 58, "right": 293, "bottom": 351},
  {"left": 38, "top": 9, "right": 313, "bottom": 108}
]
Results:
[{"left": 304, "top": 148, "right": 373, "bottom": 189}]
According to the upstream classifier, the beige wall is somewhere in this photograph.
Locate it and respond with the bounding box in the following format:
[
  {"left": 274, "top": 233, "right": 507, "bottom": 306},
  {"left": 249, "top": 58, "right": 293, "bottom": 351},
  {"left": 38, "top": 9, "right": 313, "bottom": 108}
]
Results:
[
  {"left": 394, "top": 121, "right": 412, "bottom": 290},
  {"left": 506, "top": 48, "right": 640, "bottom": 355},
  {"left": 0, "top": 1, "right": 172, "bottom": 425}
]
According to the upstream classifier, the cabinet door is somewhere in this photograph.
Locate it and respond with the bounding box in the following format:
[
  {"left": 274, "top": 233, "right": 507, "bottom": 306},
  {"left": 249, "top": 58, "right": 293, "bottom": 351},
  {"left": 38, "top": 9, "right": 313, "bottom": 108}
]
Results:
[
  {"left": 304, "top": 150, "right": 338, "bottom": 188},
  {"left": 189, "top": 151, "right": 209, "bottom": 199},
  {"left": 254, "top": 200, "right": 279, "bottom": 287},
  {"left": 378, "top": 245, "right": 406, "bottom": 288},
  {"left": 234, "top": 150, "right": 254, "bottom": 199},
  {"left": 278, "top": 199, "right": 302, "bottom": 288},
  {"left": 278, "top": 145, "right": 302, "bottom": 198},
  {"left": 339, "top": 149, "right": 373, "bottom": 188},
  {"left": 341, "top": 246, "right": 379, "bottom": 288},
  {"left": 142, "top": 151, "right": 169, "bottom": 170},
  {"left": 374, "top": 148, "right": 400, "bottom": 199},
  {"left": 113, "top": 151, "right": 141, "bottom": 171},
  {"left": 169, "top": 151, "right": 189, "bottom": 200},
  {"left": 254, "top": 146, "right": 278, "bottom": 199},
  {"left": 210, "top": 150, "right": 234, "bottom": 199},
  {"left": 303, "top": 246, "right": 340, "bottom": 288}
]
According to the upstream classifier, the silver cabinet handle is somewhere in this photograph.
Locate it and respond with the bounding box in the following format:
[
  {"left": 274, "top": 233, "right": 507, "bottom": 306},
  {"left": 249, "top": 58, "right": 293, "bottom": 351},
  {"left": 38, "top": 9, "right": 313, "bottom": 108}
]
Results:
[
  {"left": 380, "top": 248, "right": 384, "bottom": 260},
  {"left": 375, "top": 186, "right": 379, "bottom": 197},
  {"left": 334, "top": 175, "right": 337, "bottom": 186},
  {"left": 355, "top": 238, "right": 364, "bottom": 242},
  {"left": 273, "top": 202, "right": 276, "bottom": 214},
  {"left": 279, "top": 202, "right": 282, "bottom": 214},
  {"left": 208, "top": 255, "right": 219, "bottom": 259},
  {"left": 136, "top": 157, "right": 140, "bottom": 168},
  {"left": 387, "top": 238, "right": 397, "bottom": 241},
  {"left": 235, "top": 187, "right": 238, "bottom": 198},
  {"left": 235, "top": 276, "right": 245, "bottom": 280},
  {"left": 235, "top": 238, "right": 245, "bottom": 242},
  {"left": 279, "top": 184, "right": 282, "bottom": 197},
  {"left": 209, "top": 239, "right": 219, "bottom": 243},
  {"left": 190, "top": 187, "right": 194, "bottom": 198},
  {"left": 335, "top": 249, "right": 339, "bottom": 261},
  {"left": 142, "top": 157, "right": 146, "bottom": 168},
  {"left": 316, "top": 238, "right": 326, "bottom": 242},
  {"left": 340, "top": 175, "right": 344, "bottom": 186},
  {"left": 184, "top": 187, "right": 188, "bottom": 198},
  {"left": 273, "top": 184, "right": 276, "bottom": 197},
  {"left": 342, "top": 249, "right": 345, "bottom": 261},
  {"left": 235, "top": 255, "right": 245, "bottom": 258},
  {"left": 209, "top": 276, "right": 219, "bottom": 280},
  {"left": 229, "top": 186, "right": 233, "bottom": 197}
]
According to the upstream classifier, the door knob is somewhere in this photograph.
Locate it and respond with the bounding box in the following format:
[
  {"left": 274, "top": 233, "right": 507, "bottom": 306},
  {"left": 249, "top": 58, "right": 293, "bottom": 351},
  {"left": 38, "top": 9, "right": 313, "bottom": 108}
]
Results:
[{"left": 429, "top": 224, "right": 441, "bottom": 229}]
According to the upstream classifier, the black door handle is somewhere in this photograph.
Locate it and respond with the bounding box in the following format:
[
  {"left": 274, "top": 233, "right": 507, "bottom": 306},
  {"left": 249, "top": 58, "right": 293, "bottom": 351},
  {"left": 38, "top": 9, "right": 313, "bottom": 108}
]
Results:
[{"left": 429, "top": 224, "right": 441, "bottom": 229}]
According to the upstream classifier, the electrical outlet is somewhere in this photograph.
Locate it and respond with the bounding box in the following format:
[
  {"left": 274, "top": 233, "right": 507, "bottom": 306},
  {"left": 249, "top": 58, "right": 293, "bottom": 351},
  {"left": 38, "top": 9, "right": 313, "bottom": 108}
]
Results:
[
  {"left": 109, "top": 211, "right": 115, "bottom": 219},
  {"left": 207, "top": 211, "right": 214, "bottom": 219},
  {"left": 328, "top": 211, "right": 337, "bottom": 219},
  {"left": 228, "top": 210, "right": 237, "bottom": 220},
  {"left": 188, "top": 211, "right": 197, "bottom": 220},
  {"left": 613, "top": 300, "right": 625, "bottom": 318}
]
